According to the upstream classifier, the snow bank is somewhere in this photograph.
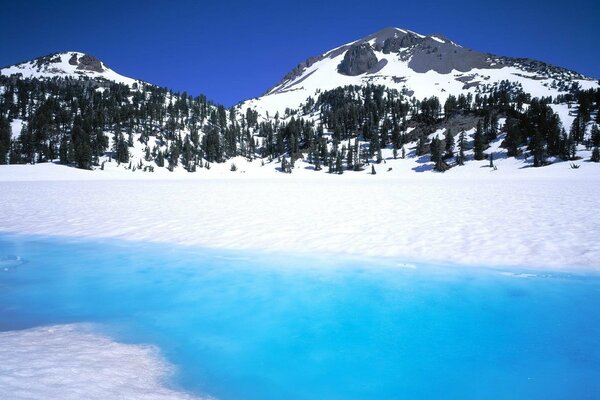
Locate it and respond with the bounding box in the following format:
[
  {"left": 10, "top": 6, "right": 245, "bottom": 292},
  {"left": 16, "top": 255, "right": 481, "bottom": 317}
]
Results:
[
  {"left": 1, "top": 165, "right": 599, "bottom": 271},
  {"left": 0, "top": 324, "right": 204, "bottom": 400}
]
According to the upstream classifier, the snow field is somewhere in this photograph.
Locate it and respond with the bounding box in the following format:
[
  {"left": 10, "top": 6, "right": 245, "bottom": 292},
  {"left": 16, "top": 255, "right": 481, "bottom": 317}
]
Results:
[
  {"left": 0, "top": 324, "right": 205, "bottom": 400},
  {"left": 1, "top": 166, "right": 598, "bottom": 271}
]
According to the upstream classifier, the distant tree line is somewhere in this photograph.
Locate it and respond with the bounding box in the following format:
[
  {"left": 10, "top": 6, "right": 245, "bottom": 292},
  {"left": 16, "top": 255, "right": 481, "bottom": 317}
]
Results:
[{"left": 1, "top": 74, "right": 599, "bottom": 172}]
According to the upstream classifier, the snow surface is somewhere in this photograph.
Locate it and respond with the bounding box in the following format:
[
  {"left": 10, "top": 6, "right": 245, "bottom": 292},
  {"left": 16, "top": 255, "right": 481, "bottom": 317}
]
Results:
[
  {"left": 10, "top": 119, "right": 24, "bottom": 139},
  {"left": 1, "top": 162, "right": 599, "bottom": 272},
  {"left": 0, "top": 324, "right": 205, "bottom": 400}
]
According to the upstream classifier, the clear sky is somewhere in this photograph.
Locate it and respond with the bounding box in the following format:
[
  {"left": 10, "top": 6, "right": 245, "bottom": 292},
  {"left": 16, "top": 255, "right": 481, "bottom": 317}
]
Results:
[{"left": 1, "top": 0, "right": 598, "bottom": 106}]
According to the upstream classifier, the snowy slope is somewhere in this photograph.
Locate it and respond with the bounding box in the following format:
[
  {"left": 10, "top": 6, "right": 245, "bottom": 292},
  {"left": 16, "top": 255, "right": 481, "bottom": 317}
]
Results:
[
  {"left": 238, "top": 27, "right": 599, "bottom": 122},
  {"left": 0, "top": 51, "right": 140, "bottom": 86}
]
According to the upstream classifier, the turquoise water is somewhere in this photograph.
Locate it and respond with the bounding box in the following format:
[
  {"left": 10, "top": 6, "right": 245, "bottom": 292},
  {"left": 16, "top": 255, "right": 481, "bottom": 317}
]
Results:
[{"left": 1, "top": 233, "right": 599, "bottom": 399}]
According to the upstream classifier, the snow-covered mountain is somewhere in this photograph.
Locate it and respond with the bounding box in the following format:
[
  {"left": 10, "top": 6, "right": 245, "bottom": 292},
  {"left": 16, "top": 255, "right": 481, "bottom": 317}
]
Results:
[
  {"left": 0, "top": 51, "right": 140, "bottom": 86},
  {"left": 239, "top": 27, "right": 598, "bottom": 119},
  {"left": 1, "top": 29, "right": 599, "bottom": 176}
]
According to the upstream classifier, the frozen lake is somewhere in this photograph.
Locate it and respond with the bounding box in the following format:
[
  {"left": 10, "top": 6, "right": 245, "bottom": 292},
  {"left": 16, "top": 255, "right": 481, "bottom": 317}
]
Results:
[{"left": 1, "top": 233, "right": 599, "bottom": 399}]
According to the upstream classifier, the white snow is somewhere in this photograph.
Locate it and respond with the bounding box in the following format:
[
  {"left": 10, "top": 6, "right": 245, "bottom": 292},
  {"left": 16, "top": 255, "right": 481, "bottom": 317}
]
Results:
[
  {"left": 1, "top": 162, "right": 599, "bottom": 272},
  {"left": 549, "top": 103, "right": 577, "bottom": 131},
  {"left": 0, "top": 324, "right": 205, "bottom": 400},
  {"left": 10, "top": 119, "right": 24, "bottom": 139}
]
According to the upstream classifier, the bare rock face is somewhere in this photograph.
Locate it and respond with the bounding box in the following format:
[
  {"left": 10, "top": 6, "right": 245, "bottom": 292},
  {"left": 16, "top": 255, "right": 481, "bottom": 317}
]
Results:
[
  {"left": 68, "top": 53, "right": 78, "bottom": 65},
  {"left": 76, "top": 54, "right": 104, "bottom": 73},
  {"left": 382, "top": 34, "right": 423, "bottom": 54},
  {"left": 337, "top": 43, "right": 379, "bottom": 76}
]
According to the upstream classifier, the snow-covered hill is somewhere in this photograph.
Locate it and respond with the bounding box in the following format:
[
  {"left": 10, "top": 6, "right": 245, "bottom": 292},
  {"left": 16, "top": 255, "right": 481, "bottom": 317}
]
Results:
[
  {"left": 0, "top": 51, "right": 139, "bottom": 86},
  {"left": 239, "top": 27, "right": 599, "bottom": 119}
]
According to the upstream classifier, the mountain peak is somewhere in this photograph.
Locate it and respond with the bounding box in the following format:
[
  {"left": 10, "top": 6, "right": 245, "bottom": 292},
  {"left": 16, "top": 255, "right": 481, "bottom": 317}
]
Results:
[
  {"left": 250, "top": 26, "right": 596, "bottom": 119},
  {"left": 362, "top": 27, "right": 410, "bottom": 43},
  {"left": 0, "top": 51, "right": 138, "bottom": 86}
]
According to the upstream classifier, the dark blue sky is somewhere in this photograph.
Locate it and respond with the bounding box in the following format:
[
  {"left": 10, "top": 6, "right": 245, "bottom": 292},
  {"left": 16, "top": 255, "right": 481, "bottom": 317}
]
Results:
[{"left": 1, "top": 0, "right": 598, "bottom": 106}]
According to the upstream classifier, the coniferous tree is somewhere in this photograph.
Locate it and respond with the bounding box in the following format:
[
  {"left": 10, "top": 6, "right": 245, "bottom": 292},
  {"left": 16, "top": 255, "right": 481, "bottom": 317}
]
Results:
[
  {"left": 0, "top": 116, "right": 11, "bottom": 164},
  {"left": 591, "top": 147, "right": 600, "bottom": 163},
  {"left": 431, "top": 137, "right": 448, "bottom": 172},
  {"left": 59, "top": 136, "right": 69, "bottom": 165},
  {"left": 155, "top": 150, "right": 165, "bottom": 167},
  {"left": 314, "top": 150, "right": 321, "bottom": 171},
  {"left": 71, "top": 124, "right": 92, "bottom": 169},
  {"left": 416, "top": 133, "right": 429, "bottom": 156},
  {"left": 591, "top": 124, "right": 600, "bottom": 148},
  {"left": 346, "top": 144, "right": 354, "bottom": 170},
  {"left": 115, "top": 133, "right": 129, "bottom": 164},
  {"left": 457, "top": 131, "right": 466, "bottom": 165},
  {"left": 444, "top": 129, "right": 454, "bottom": 159},
  {"left": 488, "top": 114, "right": 499, "bottom": 141},
  {"left": 531, "top": 131, "right": 546, "bottom": 167},
  {"left": 473, "top": 122, "right": 485, "bottom": 160},
  {"left": 503, "top": 118, "right": 522, "bottom": 157},
  {"left": 336, "top": 152, "right": 343, "bottom": 174}
]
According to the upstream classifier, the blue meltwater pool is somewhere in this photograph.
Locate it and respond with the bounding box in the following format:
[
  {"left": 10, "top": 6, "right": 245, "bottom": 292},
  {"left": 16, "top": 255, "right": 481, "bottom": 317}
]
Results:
[{"left": 0, "top": 233, "right": 599, "bottom": 399}]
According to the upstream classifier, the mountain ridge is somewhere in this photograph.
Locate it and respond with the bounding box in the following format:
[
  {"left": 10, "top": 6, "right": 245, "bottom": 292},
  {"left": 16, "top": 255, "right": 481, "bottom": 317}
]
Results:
[{"left": 245, "top": 26, "right": 595, "bottom": 120}]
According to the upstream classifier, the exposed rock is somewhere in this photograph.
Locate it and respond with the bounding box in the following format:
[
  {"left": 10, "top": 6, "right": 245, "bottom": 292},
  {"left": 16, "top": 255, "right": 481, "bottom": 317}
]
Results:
[
  {"left": 337, "top": 43, "right": 378, "bottom": 76},
  {"left": 455, "top": 75, "right": 477, "bottom": 83},
  {"left": 408, "top": 39, "right": 494, "bottom": 74},
  {"left": 382, "top": 34, "right": 423, "bottom": 54},
  {"left": 68, "top": 53, "right": 78, "bottom": 66},
  {"left": 33, "top": 54, "right": 61, "bottom": 69},
  {"left": 462, "top": 81, "right": 481, "bottom": 90},
  {"left": 407, "top": 113, "right": 483, "bottom": 142},
  {"left": 76, "top": 54, "right": 104, "bottom": 73}
]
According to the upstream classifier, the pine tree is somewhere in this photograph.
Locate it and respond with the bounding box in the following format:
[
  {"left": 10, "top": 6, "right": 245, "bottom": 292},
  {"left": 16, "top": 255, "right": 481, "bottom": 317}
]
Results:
[
  {"left": 0, "top": 116, "right": 11, "bottom": 164},
  {"left": 416, "top": 133, "right": 429, "bottom": 156},
  {"left": 444, "top": 129, "right": 454, "bottom": 159},
  {"left": 503, "top": 118, "right": 522, "bottom": 157},
  {"left": 281, "top": 157, "right": 291, "bottom": 173},
  {"left": 431, "top": 137, "right": 448, "bottom": 172},
  {"left": 155, "top": 150, "right": 165, "bottom": 167},
  {"left": 347, "top": 144, "right": 354, "bottom": 170},
  {"left": 314, "top": 147, "right": 322, "bottom": 171},
  {"left": 71, "top": 124, "right": 92, "bottom": 169},
  {"left": 59, "top": 136, "right": 69, "bottom": 165},
  {"left": 591, "top": 147, "right": 600, "bottom": 163},
  {"left": 457, "top": 131, "right": 466, "bottom": 165},
  {"left": 488, "top": 114, "right": 498, "bottom": 141},
  {"left": 473, "top": 122, "right": 485, "bottom": 160},
  {"left": 591, "top": 124, "right": 600, "bottom": 148},
  {"left": 532, "top": 131, "right": 546, "bottom": 167},
  {"left": 328, "top": 149, "right": 335, "bottom": 173}
]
